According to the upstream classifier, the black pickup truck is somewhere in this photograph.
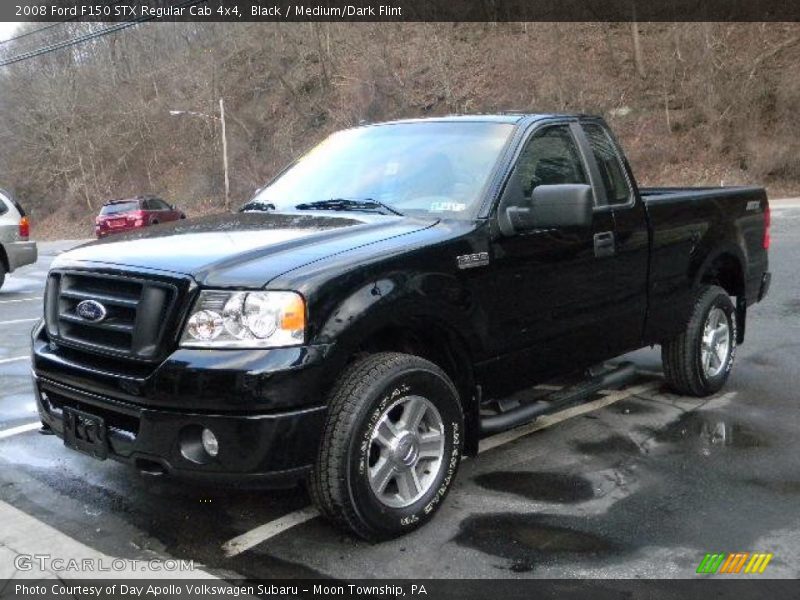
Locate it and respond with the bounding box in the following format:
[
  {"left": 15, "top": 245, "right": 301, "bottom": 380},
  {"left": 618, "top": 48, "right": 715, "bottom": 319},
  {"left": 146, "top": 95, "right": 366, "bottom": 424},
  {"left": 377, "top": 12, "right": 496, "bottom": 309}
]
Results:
[{"left": 32, "top": 114, "right": 771, "bottom": 540}]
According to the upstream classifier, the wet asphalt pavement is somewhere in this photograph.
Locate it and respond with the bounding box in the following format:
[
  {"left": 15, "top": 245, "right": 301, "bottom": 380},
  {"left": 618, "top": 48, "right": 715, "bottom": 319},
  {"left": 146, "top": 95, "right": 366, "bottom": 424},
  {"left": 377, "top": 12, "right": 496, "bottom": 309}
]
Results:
[{"left": 0, "top": 205, "right": 799, "bottom": 581}]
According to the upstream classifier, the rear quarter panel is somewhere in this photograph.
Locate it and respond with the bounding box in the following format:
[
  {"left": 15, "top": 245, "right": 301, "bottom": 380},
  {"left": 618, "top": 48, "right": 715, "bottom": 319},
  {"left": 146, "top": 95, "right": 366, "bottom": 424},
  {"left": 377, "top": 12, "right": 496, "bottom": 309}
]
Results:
[{"left": 642, "top": 186, "right": 768, "bottom": 343}]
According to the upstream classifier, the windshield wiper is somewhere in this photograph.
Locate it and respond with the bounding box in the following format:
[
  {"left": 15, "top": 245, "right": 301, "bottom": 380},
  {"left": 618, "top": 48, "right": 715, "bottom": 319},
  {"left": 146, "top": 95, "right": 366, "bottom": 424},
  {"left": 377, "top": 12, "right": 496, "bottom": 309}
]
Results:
[{"left": 295, "top": 198, "right": 403, "bottom": 216}]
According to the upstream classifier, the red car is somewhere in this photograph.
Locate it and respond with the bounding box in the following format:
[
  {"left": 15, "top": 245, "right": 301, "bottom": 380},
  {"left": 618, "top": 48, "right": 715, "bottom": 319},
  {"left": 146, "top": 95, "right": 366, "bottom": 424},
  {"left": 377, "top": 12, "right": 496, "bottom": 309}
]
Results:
[{"left": 95, "top": 196, "right": 185, "bottom": 238}]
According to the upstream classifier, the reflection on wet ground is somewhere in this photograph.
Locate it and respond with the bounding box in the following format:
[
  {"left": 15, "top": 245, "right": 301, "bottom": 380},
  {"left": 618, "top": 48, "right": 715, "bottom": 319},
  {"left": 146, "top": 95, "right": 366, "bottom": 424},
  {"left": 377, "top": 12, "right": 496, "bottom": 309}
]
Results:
[
  {"left": 459, "top": 404, "right": 779, "bottom": 575},
  {"left": 473, "top": 471, "right": 595, "bottom": 504},
  {"left": 650, "top": 412, "right": 767, "bottom": 450}
]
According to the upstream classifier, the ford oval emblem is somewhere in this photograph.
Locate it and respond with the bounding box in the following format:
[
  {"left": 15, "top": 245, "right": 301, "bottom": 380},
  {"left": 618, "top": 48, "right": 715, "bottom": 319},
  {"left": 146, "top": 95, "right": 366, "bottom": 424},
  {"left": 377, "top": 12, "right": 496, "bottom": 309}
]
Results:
[{"left": 76, "top": 299, "right": 107, "bottom": 323}]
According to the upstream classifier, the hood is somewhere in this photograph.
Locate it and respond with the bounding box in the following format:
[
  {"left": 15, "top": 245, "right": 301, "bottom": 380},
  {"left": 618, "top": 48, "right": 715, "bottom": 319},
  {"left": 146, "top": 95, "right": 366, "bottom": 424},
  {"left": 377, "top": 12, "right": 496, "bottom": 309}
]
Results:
[{"left": 53, "top": 212, "right": 438, "bottom": 287}]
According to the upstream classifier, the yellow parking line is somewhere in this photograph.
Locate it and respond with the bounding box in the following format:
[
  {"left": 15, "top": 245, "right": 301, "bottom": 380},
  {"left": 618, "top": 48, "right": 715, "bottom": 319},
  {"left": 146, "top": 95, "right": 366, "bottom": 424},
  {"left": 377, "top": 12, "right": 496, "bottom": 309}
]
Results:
[
  {"left": 0, "top": 318, "right": 39, "bottom": 326},
  {"left": 222, "top": 506, "right": 320, "bottom": 557},
  {"left": 478, "top": 381, "right": 659, "bottom": 454},
  {"left": 0, "top": 356, "right": 29, "bottom": 365},
  {"left": 0, "top": 296, "right": 42, "bottom": 304},
  {"left": 0, "top": 422, "right": 40, "bottom": 441}
]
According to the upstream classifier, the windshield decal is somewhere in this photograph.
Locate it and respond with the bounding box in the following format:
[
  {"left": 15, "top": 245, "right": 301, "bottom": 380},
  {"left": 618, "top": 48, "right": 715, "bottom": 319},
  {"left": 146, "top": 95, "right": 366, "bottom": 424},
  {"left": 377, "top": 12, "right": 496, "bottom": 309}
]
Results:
[{"left": 430, "top": 202, "right": 466, "bottom": 212}]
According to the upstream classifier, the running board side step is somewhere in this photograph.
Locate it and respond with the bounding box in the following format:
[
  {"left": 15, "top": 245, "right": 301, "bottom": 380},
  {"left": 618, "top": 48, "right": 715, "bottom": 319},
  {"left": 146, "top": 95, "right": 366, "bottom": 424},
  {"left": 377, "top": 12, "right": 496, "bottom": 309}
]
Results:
[{"left": 479, "top": 362, "right": 637, "bottom": 435}]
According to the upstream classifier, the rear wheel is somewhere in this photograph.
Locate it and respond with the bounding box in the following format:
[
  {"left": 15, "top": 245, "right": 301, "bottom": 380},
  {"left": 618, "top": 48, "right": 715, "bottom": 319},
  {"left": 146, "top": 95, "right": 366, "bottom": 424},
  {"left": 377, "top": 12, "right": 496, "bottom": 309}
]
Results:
[
  {"left": 0, "top": 260, "right": 5, "bottom": 290},
  {"left": 309, "top": 352, "right": 463, "bottom": 541},
  {"left": 662, "top": 285, "right": 737, "bottom": 396}
]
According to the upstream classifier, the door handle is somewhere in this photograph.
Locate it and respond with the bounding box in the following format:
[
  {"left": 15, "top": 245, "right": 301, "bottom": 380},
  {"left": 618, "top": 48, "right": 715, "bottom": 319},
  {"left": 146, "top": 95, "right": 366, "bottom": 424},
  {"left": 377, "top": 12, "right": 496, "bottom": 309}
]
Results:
[{"left": 594, "top": 231, "right": 616, "bottom": 258}]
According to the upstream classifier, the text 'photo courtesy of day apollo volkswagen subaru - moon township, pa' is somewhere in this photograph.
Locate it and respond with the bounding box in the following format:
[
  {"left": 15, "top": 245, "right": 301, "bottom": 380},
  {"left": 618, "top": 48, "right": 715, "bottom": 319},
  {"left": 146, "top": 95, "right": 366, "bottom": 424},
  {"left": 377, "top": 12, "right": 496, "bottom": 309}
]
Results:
[{"left": 31, "top": 114, "right": 770, "bottom": 540}]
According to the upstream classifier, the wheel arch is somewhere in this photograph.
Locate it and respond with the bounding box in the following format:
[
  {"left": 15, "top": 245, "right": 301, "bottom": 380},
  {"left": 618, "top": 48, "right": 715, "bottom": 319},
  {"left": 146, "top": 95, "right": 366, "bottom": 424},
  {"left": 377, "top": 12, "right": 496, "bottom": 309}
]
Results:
[
  {"left": 693, "top": 246, "right": 747, "bottom": 343},
  {"left": 344, "top": 318, "right": 480, "bottom": 456},
  {"left": 695, "top": 249, "right": 746, "bottom": 298}
]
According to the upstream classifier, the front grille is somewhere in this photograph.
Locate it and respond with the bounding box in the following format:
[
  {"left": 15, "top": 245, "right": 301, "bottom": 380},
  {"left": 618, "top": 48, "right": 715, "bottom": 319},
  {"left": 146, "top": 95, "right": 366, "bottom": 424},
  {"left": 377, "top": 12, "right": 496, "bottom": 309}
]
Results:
[{"left": 45, "top": 270, "right": 184, "bottom": 361}]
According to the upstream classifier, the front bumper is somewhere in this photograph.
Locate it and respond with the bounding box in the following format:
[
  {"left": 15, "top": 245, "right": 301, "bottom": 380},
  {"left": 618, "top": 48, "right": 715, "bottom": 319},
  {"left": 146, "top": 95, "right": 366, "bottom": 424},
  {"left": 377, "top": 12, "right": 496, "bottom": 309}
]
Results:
[
  {"left": 5, "top": 240, "right": 37, "bottom": 272},
  {"left": 35, "top": 374, "right": 325, "bottom": 486},
  {"left": 32, "top": 326, "right": 335, "bottom": 486}
]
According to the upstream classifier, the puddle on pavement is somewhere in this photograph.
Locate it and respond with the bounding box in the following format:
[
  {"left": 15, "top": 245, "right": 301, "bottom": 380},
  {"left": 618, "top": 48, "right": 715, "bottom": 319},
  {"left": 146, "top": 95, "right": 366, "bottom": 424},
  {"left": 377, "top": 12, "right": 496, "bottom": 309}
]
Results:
[
  {"left": 651, "top": 412, "right": 766, "bottom": 450},
  {"left": 473, "top": 471, "right": 595, "bottom": 504},
  {"left": 454, "top": 513, "right": 618, "bottom": 571},
  {"left": 574, "top": 434, "right": 642, "bottom": 456},
  {"left": 781, "top": 298, "right": 800, "bottom": 316},
  {"left": 607, "top": 399, "right": 659, "bottom": 415}
]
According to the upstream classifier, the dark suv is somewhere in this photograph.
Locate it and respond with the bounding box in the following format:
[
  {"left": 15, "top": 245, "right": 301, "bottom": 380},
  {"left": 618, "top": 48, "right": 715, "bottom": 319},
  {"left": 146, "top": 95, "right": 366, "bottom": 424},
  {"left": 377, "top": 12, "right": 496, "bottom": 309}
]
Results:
[{"left": 95, "top": 196, "right": 185, "bottom": 238}]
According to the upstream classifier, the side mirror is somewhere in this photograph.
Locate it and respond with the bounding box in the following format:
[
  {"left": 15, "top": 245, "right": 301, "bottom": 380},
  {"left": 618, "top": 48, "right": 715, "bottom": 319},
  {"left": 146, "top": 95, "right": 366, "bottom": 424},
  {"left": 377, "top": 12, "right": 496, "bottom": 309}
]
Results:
[{"left": 505, "top": 184, "right": 593, "bottom": 232}]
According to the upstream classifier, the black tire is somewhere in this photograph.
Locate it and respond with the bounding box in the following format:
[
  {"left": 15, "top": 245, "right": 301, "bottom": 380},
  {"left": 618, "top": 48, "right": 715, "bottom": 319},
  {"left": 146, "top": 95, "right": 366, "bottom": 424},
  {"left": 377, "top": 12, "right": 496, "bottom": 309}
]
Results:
[
  {"left": 661, "top": 285, "right": 737, "bottom": 397},
  {"left": 308, "top": 352, "right": 464, "bottom": 541},
  {"left": 0, "top": 260, "right": 5, "bottom": 290}
]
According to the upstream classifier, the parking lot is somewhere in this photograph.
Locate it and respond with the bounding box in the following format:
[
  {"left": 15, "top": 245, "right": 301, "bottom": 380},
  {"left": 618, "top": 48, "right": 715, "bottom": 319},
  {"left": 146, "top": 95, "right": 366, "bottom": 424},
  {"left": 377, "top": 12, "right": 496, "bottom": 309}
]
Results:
[{"left": 1, "top": 202, "right": 799, "bottom": 582}]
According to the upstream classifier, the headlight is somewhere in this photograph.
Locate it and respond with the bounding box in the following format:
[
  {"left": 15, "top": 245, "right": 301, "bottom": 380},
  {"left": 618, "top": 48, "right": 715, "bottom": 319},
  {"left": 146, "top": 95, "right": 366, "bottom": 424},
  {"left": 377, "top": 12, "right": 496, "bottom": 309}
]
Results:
[{"left": 180, "top": 291, "right": 305, "bottom": 348}]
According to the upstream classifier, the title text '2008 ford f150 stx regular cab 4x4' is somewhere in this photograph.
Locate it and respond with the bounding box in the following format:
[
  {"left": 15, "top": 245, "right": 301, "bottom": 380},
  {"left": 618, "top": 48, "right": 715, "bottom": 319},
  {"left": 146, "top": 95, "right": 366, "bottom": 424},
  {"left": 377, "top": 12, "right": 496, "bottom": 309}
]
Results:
[{"left": 32, "top": 114, "right": 771, "bottom": 540}]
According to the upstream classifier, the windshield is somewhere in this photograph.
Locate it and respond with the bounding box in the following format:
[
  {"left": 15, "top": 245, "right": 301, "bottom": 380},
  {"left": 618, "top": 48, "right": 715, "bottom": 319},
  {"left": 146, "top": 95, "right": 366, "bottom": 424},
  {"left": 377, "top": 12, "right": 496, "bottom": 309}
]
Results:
[
  {"left": 101, "top": 201, "right": 139, "bottom": 215},
  {"left": 248, "top": 122, "right": 514, "bottom": 218}
]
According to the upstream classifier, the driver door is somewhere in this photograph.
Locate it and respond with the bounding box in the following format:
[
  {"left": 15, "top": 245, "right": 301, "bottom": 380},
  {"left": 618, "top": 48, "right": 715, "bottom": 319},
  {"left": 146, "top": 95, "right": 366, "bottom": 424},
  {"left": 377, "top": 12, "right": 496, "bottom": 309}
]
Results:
[{"left": 483, "top": 122, "right": 619, "bottom": 397}]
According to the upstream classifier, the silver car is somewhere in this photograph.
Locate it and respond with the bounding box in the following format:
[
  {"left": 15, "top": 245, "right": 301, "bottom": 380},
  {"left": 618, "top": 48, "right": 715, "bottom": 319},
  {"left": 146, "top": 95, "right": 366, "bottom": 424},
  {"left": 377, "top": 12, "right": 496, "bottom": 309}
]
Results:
[{"left": 0, "top": 189, "right": 37, "bottom": 290}]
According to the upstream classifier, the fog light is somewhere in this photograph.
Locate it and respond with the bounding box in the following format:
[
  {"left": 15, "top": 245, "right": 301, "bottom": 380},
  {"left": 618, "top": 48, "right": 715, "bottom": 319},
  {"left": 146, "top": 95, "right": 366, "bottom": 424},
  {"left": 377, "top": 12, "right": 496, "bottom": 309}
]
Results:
[{"left": 201, "top": 428, "right": 219, "bottom": 457}]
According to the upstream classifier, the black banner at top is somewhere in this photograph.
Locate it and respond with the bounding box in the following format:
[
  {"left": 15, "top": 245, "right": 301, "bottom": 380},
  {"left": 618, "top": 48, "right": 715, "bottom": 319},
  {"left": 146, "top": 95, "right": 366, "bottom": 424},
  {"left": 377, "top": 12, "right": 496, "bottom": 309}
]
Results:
[{"left": 4, "top": 0, "right": 800, "bottom": 22}]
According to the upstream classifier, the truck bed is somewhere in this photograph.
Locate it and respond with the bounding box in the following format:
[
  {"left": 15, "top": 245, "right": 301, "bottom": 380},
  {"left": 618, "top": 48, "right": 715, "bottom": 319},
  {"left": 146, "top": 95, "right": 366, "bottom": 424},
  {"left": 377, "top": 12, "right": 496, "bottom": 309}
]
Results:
[
  {"left": 640, "top": 185, "right": 765, "bottom": 204},
  {"left": 638, "top": 184, "right": 769, "bottom": 343}
]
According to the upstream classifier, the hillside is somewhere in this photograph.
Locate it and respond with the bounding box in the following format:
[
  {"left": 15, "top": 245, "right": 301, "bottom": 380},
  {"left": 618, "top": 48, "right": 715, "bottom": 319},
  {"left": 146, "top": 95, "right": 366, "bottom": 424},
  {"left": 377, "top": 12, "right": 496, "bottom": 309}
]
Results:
[{"left": 0, "top": 22, "right": 798, "bottom": 239}]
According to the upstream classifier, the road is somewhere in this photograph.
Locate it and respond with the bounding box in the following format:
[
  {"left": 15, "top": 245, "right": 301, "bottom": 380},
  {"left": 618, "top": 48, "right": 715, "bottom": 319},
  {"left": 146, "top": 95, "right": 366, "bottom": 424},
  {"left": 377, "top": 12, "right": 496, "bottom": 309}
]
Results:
[{"left": 0, "top": 204, "right": 799, "bottom": 582}]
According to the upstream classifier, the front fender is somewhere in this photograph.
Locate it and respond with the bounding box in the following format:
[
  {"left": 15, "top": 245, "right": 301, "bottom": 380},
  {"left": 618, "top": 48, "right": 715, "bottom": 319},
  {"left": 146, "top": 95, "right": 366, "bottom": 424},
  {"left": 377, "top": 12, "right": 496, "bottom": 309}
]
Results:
[{"left": 315, "top": 269, "right": 481, "bottom": 351}]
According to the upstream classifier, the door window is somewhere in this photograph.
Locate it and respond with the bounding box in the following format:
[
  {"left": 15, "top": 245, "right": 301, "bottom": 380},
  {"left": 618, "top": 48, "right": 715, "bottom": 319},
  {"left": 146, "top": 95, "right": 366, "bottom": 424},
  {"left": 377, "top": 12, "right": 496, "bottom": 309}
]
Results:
[
  {"left": 514, "top": 125, "right": 588, "bottom": 199},
  {"left": 582, "top": 124, "right": 631, "bottom": 205}
]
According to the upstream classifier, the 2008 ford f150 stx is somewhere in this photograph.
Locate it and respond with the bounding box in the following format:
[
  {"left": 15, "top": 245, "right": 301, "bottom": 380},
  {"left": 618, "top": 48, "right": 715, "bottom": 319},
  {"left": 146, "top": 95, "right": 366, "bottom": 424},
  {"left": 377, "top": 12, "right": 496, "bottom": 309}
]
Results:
[{"left": 32, "top": 114, "right": 771, "bottom": 540}]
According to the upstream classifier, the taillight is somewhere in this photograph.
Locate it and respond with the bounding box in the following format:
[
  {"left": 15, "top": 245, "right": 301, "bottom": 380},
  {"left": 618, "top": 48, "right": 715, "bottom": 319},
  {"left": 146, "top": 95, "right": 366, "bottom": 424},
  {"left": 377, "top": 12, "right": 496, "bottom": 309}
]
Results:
[
  {"left": 763, "top": 203, "right": 771, "bottom": 250},
  {"left": 19, "top": 216, "right": 29, "bottom": 239}
]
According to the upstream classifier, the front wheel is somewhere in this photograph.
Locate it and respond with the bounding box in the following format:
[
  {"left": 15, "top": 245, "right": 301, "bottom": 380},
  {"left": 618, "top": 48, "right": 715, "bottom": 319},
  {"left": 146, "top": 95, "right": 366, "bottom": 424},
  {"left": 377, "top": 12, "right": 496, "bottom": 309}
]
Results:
[
  {"left": 308, "top": 352, "right": 463, "bottom": 541},
  {"left": 0, "top": 260, "right": 5, "bottom": 290},
  {"left": 662, "top": 285, "right": 737, "bottom": 396}
]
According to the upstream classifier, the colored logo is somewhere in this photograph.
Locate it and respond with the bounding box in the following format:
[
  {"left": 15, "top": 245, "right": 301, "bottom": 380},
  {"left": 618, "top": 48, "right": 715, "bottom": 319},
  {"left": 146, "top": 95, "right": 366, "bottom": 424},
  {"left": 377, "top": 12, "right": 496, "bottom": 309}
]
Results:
[
  {"left": 76, "top": 299, "right": 108, "bottom": 323},
  {"left": 696, "top": 552, "right": 773, "bottom": 574}
]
